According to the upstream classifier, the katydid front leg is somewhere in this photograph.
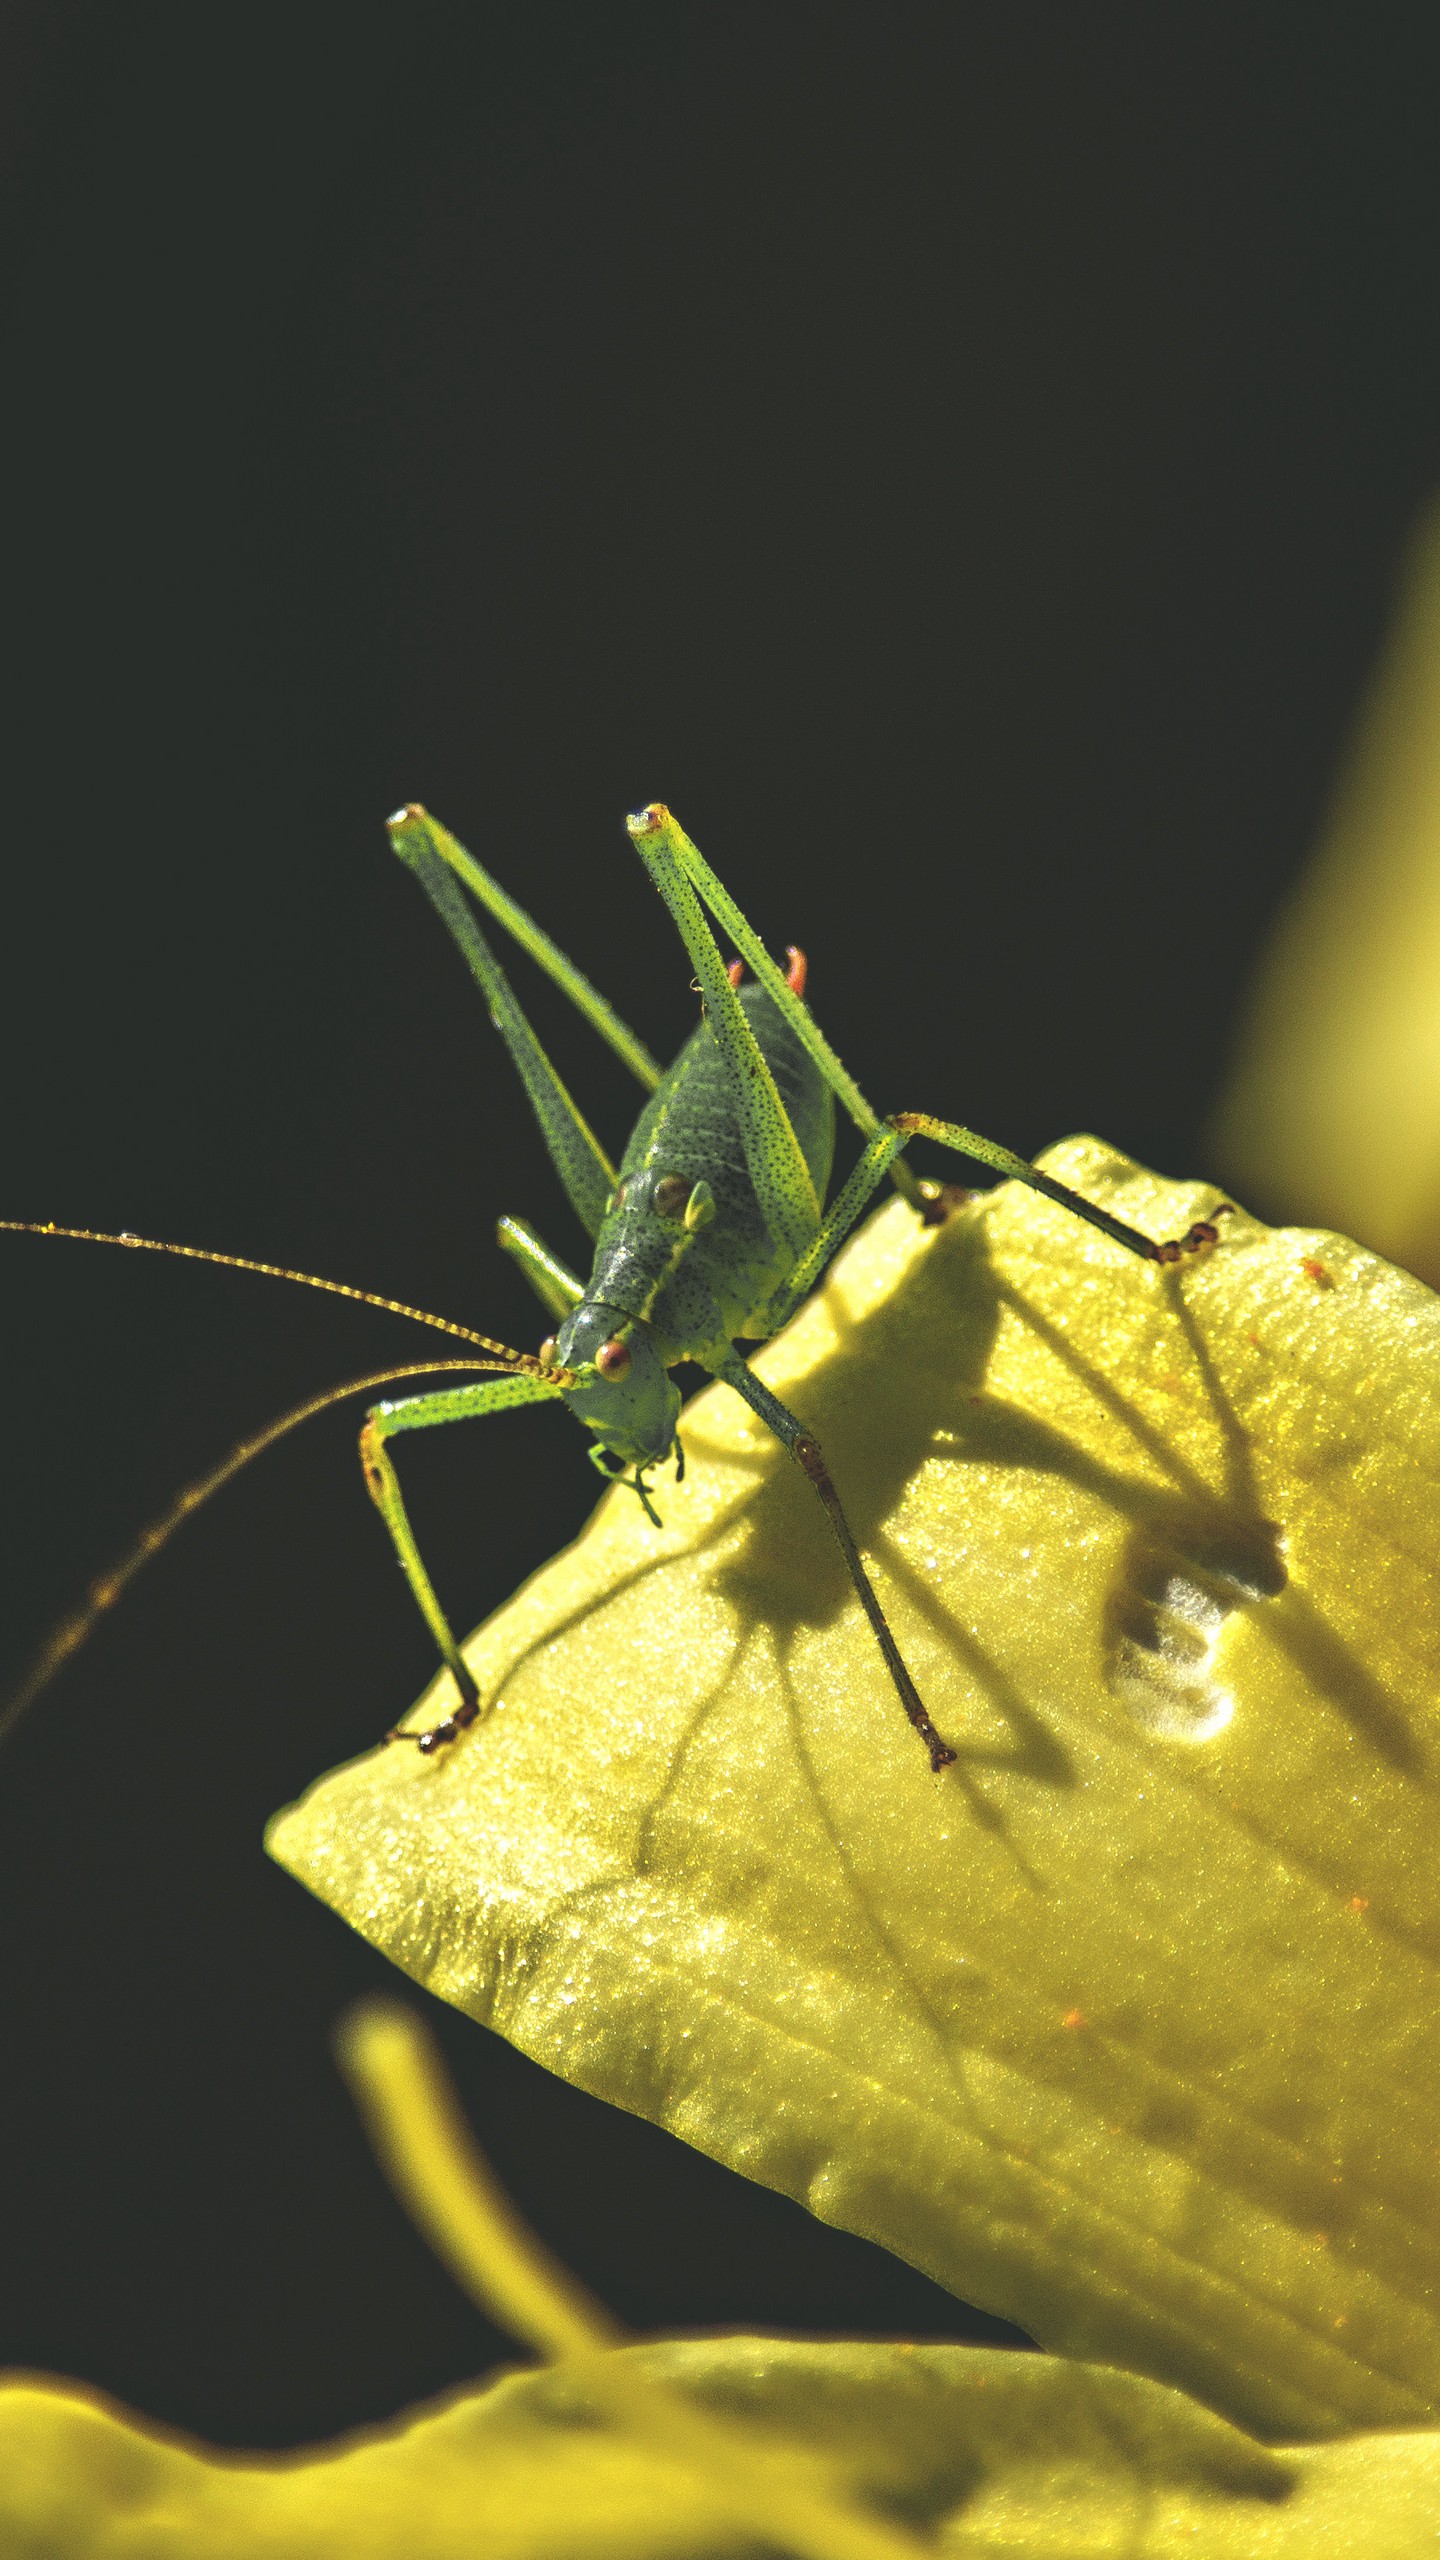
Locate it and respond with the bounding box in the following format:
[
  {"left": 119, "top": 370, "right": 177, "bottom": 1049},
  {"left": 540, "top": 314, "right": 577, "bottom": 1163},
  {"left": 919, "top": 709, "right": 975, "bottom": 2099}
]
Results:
[{"left": 360, "top": 1371, "right": 563, "bottom": 1750}]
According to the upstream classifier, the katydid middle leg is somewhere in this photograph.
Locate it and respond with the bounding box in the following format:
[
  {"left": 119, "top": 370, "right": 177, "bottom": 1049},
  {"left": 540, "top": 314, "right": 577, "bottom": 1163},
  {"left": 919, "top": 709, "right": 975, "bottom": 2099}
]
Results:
[
  {"left": 884, "top": 1114, "right": 1232, "bottom": 1263},
  {"left": 359, "top": 1371, "right": 562, "bottom": 1747},
  {"left": 761, "top": 1117, "right": 1230, "bottom": 1335}
]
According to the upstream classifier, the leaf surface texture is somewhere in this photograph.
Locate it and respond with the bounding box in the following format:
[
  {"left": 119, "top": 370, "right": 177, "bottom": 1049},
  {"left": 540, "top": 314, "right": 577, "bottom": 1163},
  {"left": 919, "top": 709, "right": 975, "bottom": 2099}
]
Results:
[{"left": 270, "top": 1146, "right": 1440, "bottom": 2437}]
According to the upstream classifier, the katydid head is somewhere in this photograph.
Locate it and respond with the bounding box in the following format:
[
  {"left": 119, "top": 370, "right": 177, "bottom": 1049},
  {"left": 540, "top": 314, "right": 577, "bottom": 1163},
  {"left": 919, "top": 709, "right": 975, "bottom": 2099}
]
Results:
[{"left": 551, "top": 1300, "right": 681, "bottom": 1467}]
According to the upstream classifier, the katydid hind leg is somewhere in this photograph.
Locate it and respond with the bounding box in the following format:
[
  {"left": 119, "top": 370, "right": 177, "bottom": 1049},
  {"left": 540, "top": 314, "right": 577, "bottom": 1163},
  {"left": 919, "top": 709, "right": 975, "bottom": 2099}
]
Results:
[
  {"left": 711, "top": 1348, "right": 956, "bottom": 1773},
  {"left": 655, "top": 811, "right": 928, "bottom": 1213},
  {"left": 624, "top": 805, "right": 822, "bottom": 1264},
  {"left": 389, "top": 811, "right": 616, "bottom": 1240},
  {"left": 633, "top": 810, "right": 1227, "bottom": 1261},
  {"left": 395, "top": 803, "right": 662, "bottom": 1092}
]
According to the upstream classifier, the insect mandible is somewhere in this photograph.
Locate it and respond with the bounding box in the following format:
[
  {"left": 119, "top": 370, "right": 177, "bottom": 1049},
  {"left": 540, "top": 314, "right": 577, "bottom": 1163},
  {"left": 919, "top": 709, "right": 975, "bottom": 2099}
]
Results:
[{"left": 2, "top": 802, "right": 1230, "bottom": 1769}]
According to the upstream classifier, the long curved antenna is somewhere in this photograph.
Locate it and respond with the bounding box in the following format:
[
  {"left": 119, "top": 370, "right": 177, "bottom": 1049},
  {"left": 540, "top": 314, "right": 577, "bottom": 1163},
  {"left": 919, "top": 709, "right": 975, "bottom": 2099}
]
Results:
[
  {"left": 0, "top": 1220, "right": 511, "bottom": 1355},
  {"left": 0, "top": 1351, "right": 561, "bottom": 1751}
]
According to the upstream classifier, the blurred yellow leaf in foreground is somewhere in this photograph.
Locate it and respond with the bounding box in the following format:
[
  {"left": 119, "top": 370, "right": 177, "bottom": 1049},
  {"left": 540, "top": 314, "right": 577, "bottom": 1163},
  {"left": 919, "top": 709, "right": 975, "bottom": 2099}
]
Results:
[
  {"left": 270, "top": 1147, "right": 1440, "bottom": 2442},
  {"left": 1211, "top": 498, "right": 1440, "bottom": 1280},
  {"left": 4, "top": 2337, "right": 1440, "bottom": 2559}
]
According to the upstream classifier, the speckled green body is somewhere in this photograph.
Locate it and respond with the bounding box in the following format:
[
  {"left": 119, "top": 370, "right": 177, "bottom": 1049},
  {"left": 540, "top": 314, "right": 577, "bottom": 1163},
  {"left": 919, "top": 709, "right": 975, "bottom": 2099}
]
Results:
[
  {"left": 552, "top": 983, "right": 835, "bottom": 1463},
  {"left": 601, "top": 981, "right": 835, "bottom": 1354}
]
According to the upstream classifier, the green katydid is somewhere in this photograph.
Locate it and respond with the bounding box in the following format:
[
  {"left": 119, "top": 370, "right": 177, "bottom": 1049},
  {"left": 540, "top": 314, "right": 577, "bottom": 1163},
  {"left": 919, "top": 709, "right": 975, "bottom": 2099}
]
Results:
[{"left": 1, "top": 804, "right": 1229, "bottom": 1769}]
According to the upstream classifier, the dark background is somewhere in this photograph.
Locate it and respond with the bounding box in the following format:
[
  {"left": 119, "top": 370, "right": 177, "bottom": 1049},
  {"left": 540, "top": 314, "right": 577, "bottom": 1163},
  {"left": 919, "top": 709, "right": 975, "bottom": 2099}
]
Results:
[{"left": 1, "top": 4, "right": 1438, "bottom": 2448}]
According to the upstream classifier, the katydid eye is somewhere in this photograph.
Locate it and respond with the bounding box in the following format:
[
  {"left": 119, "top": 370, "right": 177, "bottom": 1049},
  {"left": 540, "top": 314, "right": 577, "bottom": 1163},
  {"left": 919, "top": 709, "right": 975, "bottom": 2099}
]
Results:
[
  {"left": 653, "top": 1174, "right": 690, "bottom": 1219},
  {"left": 538, "top": 1335, "right": 558, "bottom": 1370},
  {"left": 596, "top": 1336, "right": 632, "bottom": 1381}
]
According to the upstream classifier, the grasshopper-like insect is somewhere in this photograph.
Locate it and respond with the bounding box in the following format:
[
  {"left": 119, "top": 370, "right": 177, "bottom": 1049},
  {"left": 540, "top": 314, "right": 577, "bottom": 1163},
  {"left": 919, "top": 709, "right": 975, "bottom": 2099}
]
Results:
[{"left": 3, "top": 803, "right": 1228, "bottom": 1770}]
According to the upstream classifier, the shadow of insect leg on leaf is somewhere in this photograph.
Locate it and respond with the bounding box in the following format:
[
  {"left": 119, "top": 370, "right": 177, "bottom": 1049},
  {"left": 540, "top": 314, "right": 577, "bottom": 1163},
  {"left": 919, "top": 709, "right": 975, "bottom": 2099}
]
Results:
[
  {"left": 427, "top": 1543, "right": 694, "bottom": 1749},
  {"left": 995, "top": 1274, "right": 1424, "bottom": 1783},
  {"left": 978, "top": 1276, "right": 1282, "bottom": 1741},
  {"left": 929, "top": 1378, "right": 1284, "bottom": 1758},
  {"left": 774, "top": 1644, "right": 1038, "bottom": 2142},
  {"left": 1167, "top": 1285, "right": 1430, "bottom": 1784},
  {"left": 631, "top": 1629, "right": 758, "bottom": 1873}
]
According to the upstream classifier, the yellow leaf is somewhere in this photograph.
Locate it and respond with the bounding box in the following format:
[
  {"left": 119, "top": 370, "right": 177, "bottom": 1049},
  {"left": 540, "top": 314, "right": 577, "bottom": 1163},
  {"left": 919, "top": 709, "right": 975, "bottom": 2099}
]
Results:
[
  {"left": 269, "top": 1148, "right": 1440, "bottom": 2440},
  {"left": 3, "top": 2340, "right": 1440, "bottom": 2557}
]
